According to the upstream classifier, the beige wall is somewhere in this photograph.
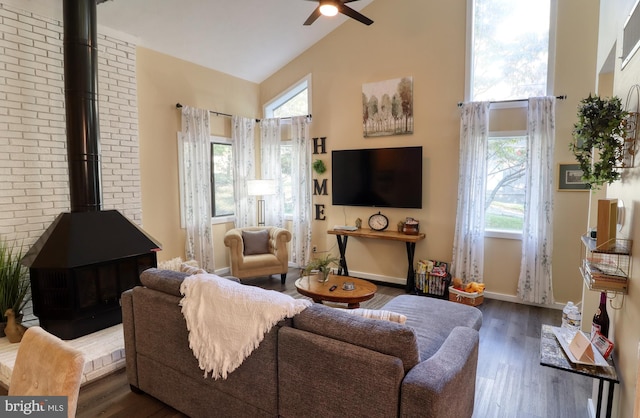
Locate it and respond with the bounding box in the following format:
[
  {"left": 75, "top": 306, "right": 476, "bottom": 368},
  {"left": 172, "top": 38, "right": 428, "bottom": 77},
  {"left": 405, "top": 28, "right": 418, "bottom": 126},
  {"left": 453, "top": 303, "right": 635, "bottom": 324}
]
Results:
[
  {"left": 597, "top": 0, "right": 640, "bottom": 414},
  {"left": 137, "top": 48, "right": 259, "bottom": 266},
  {"left": 259, "top": 0, "right": 598, "bottom": 303}
]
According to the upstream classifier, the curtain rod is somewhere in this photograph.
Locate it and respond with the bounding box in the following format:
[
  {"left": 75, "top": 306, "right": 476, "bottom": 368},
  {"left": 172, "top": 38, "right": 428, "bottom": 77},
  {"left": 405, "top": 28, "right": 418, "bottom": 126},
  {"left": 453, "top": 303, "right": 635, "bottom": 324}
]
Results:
[
  {"left": 457, "top": 95, "right": 567, "bottom": 108},
  {"left": 175, "top": 103, "right": 312, "bottom": 123}
]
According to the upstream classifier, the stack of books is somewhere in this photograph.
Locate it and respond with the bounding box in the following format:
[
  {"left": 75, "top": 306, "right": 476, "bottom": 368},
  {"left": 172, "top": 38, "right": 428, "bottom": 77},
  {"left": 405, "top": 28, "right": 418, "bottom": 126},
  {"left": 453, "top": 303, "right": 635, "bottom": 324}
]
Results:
[{"left": 582, "top": 259, "right": 628, "bottom": 292}]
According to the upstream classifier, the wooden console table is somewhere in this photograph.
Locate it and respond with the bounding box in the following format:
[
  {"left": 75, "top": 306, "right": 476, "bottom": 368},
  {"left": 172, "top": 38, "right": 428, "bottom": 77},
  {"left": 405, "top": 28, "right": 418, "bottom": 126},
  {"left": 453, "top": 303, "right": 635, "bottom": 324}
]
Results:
[{"left": 327, "top": 229, "right": 425, "bottom": 292}]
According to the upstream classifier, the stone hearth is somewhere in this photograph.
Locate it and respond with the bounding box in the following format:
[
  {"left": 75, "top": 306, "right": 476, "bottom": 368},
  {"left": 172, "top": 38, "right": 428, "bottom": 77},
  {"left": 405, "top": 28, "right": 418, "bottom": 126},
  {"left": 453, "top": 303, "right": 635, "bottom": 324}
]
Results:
[{"left": 0, "top": 324, "right": 125, "bottom": 389}]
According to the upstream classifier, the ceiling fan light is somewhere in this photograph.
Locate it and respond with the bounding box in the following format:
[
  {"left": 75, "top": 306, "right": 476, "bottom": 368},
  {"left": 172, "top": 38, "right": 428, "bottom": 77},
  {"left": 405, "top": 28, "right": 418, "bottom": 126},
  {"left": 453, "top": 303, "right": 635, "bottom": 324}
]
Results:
[{"left": 319, "top": 4, "right": 339, "bottom": 17}]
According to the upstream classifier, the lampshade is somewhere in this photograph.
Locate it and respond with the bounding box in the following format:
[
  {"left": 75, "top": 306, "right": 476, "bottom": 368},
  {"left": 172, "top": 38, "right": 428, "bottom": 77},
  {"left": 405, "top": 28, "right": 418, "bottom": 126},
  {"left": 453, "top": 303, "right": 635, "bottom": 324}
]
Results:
[
  {"left": 247, "top": 179, "right": 277, "bottom": 196},
  {"left": 319, "top": 2, "right": 338, "bottom": 17}
]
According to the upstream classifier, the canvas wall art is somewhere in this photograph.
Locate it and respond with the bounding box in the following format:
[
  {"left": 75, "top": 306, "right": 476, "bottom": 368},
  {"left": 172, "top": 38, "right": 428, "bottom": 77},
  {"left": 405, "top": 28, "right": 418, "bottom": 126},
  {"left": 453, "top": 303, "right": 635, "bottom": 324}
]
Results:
[{"left": 362, "top": 76, "right": 413, "bottom": 137}]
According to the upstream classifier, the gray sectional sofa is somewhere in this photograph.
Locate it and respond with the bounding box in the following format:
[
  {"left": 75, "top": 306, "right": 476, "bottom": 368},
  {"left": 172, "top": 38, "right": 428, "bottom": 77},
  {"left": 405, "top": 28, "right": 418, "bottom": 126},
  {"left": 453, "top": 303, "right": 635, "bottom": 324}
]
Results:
[{"left": 121, "top": 268, "right": 482, "bottom": 417}]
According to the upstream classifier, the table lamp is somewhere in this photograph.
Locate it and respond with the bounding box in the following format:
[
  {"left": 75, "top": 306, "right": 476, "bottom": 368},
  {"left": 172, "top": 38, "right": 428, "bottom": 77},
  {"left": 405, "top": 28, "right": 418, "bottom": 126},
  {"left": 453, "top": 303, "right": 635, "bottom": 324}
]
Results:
[{"left": 247, "top": 179, "right": 276, "bottom": 226}]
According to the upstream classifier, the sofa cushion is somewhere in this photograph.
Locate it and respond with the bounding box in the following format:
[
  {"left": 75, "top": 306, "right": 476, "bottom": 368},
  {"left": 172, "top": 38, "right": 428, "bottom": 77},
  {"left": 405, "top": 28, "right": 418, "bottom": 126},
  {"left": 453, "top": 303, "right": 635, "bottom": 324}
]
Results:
[
  {"left": 292, "top": 304, "right": 420, "bottom": 373},
  {"left": 382, "top": 295, "right": 482, "bottom": 360},
  {"left": 141, "top": 268, "right": 189, "bottom": 297},
  {"left": 242, "top": 229, "right": 269, "bottom": 255}
]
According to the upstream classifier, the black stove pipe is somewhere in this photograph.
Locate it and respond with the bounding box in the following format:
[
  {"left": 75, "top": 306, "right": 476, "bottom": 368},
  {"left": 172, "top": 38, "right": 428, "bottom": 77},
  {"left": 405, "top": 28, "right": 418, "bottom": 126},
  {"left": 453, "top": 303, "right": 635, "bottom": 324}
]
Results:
[{"left": 63, "top": 0, "right": 102, "bottom": 213}]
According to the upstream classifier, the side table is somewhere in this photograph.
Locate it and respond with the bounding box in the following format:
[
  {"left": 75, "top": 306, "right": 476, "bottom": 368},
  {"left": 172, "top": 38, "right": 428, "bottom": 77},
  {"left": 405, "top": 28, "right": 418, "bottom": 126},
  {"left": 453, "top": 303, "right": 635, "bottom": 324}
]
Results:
[{"left": 539, "top": 324, "right": 619, "bottom": 418}]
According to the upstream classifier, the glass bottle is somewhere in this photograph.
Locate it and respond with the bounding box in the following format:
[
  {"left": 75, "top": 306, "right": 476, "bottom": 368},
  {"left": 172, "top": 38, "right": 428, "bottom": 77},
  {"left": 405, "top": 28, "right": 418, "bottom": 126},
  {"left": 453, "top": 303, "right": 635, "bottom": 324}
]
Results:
[{"left": 591, "top": 292, "right": 610, "bottom": 338}]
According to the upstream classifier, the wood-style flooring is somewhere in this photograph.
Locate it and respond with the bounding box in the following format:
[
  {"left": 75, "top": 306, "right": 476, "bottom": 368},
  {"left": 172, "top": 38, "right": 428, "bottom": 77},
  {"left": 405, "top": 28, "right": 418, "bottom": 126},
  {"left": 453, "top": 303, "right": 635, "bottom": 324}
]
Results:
[{"left": 18, "top": 275, "right": 595, "bottom": 417}]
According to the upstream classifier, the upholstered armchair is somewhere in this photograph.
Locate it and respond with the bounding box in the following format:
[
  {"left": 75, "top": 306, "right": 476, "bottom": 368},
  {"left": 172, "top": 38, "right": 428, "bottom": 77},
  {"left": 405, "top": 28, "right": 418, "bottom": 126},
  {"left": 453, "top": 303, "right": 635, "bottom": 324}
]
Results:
[{"left": 224, "top": 227, "right": 291, "bottom": 284}]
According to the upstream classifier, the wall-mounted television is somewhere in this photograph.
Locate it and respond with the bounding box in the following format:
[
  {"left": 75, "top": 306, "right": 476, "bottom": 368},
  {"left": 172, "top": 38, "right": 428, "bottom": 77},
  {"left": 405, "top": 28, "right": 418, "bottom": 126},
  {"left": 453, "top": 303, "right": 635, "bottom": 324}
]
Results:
[{"left": 331, "top": 146, "right": 423, "bottom": 209}]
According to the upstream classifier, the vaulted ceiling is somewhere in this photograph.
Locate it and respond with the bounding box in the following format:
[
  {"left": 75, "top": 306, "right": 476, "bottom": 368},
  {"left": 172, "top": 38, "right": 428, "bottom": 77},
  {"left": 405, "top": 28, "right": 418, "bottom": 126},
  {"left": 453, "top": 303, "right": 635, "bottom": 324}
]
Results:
[{"left": 5, "top": 0, "right": 374, "bottom": 83}]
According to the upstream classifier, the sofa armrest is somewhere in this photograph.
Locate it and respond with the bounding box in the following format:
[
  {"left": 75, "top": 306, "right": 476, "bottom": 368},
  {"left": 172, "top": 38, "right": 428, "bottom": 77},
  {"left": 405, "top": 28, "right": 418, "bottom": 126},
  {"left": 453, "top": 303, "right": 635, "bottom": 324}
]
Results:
[
  {"left": 400, "top": 326, "right": 479, "bottom": 418},
  {"left": 269, "top": 227, "right": 291, "bottom": 263},
  {"left": 224, "top": 229, "right": 244, "bottom": 272}
]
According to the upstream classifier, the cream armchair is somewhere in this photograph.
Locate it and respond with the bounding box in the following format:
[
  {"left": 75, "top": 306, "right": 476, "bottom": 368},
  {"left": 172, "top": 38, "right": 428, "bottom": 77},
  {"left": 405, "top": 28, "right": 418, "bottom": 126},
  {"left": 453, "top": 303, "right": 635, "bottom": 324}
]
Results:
[{"left": 224, "top": 226, "right": 291, "bottom": 284}]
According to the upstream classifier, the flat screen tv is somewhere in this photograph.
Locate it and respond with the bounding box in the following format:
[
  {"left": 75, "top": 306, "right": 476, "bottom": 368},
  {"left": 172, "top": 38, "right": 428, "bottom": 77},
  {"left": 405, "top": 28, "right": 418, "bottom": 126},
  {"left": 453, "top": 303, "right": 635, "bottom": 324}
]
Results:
[{"left": 331, "top": 146, "right": 422, "bottom": 209}]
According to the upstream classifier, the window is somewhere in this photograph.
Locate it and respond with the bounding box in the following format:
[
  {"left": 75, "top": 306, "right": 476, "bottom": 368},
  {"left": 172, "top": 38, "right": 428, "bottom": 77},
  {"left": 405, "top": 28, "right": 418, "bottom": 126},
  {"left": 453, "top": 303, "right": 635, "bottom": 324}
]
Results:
[
  {"left": 210, "top": 138, "right": 234, "bottom": 218},
  {"left": 280, "top": 142, "right": 293, "bottom": 215},
  {"left": 485, "top": 133, "right": 526, "bottom": 234},
  {"left": 264, "top": 75, "right": 311, "bottom": 217},
  {"left": 264, "top": 74, "right": 311, "bottom": 118},
  {"left": 468, "top": 0, "right": 554, "bottom": 102}
]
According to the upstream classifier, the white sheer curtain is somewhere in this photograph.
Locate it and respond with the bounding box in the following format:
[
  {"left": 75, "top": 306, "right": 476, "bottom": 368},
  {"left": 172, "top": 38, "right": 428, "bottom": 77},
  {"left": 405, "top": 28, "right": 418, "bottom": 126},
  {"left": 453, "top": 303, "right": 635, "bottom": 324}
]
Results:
[
  {"left": 260, "top": 118, "right": 284, "bottom": 227},
  {"left": 451, "top": 102, "right": 490, "bottom": 283},
  {"left": 232, "top": 116, "right": 257, "bottom": 228},
  {"left": 289, "top": 116, "right": 313, "bottom": 267},
  {"left": 517, "top": 96, "right": 556, "bottom": 304},
  {"left": 180, "top": 106, "right": 214, "bottom": 271}
]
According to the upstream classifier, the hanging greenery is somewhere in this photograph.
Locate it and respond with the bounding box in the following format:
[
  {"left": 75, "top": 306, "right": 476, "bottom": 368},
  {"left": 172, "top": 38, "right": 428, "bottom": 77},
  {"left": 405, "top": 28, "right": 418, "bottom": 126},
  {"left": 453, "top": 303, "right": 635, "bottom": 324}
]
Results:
[
  {"left": 312, "top": 159, "right": 326, "bottom": 174},
  {"left": 570, "top": 95, "right": 629, "bottom": 190}
]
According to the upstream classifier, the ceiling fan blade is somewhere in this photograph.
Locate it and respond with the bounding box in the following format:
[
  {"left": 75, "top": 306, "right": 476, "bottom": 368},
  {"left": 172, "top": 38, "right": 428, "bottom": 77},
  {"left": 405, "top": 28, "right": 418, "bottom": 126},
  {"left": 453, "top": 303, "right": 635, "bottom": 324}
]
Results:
[
  {"left": 339, "top": 4, "right": 373, "bottom": 26},
  {"left": 303, "top": 6, "right": 322, "bottom": 25}
]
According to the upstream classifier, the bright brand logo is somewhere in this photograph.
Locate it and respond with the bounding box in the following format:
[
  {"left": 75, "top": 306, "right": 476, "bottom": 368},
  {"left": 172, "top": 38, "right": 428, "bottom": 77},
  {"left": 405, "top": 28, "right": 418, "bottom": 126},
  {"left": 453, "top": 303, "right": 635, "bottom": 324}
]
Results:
[
  {"left": 4, "top": 399, "right": 46, "bottom": 415},
  {"left": 2, "top": 397, "right": 66, "bottom": 417}
]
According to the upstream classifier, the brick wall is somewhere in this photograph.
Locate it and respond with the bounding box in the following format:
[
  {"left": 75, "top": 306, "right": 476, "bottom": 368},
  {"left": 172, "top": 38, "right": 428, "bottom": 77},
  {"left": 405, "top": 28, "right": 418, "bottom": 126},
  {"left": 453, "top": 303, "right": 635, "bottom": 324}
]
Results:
[{"left": 0, "top": 3, "right": 141, "bottom": 249}]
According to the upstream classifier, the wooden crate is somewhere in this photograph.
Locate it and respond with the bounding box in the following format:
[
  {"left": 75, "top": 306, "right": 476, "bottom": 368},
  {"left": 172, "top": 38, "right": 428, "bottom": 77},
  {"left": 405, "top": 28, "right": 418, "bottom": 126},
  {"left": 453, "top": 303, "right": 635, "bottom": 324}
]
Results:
[{"left": 448, "top": 286, "right": 484, "bottom": 306}]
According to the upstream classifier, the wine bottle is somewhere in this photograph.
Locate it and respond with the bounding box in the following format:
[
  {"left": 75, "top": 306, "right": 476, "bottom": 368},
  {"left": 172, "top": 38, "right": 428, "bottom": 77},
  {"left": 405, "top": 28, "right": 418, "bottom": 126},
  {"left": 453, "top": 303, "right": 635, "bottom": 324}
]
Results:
[{"left": 591, "top": 291, "right": 610, "bottom": 338}]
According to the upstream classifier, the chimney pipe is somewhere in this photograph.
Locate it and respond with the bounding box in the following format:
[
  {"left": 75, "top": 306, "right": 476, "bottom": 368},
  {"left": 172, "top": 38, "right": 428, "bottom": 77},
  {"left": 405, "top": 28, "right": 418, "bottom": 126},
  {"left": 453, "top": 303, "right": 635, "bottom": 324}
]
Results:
[{"left": 63, "top": 0, "right": 102, "bottom": 212}]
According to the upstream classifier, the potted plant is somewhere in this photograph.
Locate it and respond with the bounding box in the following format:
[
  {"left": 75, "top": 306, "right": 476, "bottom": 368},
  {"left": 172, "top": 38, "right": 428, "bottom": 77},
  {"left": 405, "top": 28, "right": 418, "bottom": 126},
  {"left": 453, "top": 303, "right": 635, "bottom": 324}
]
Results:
[
  {"left": 302, "top": 253, "right": 340, "bottom": 283},
  {"left": 570, "top": 94, "right": 629, "bottom": 189},
  {"left": 0, "top": 237, "right": 31, "bottom": 336}
]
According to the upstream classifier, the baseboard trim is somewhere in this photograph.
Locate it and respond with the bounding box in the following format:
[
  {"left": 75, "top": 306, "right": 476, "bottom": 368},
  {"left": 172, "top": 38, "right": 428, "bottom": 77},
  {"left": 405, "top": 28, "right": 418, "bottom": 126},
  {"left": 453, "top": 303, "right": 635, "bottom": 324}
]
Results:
[
  {"left": 214, "top": 267, "right": 231, "bottom": 276},
  {"left": 483, "top": 291, "right": 564, "bottom": 310},
  {"left": 347, "top": 270, "right": 564, "bottom": 310},
  {"left": 341, "top": 270, "right": 406, "bottom": 286}
]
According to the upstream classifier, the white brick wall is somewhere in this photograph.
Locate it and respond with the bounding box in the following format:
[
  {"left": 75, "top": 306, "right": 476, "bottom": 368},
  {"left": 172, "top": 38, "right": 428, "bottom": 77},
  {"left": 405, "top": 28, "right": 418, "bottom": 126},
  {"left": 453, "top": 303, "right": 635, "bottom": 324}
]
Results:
[{"left": 0, "top": 3, "right": 141, "bottom": 249}]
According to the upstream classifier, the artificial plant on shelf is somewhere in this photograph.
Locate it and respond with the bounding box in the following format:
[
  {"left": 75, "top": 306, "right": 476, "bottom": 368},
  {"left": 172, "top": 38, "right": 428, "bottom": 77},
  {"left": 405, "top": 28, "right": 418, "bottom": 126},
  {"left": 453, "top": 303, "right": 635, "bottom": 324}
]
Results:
[
  {"left": 570, "top": 94, "right": 629, "bottom": 189},
  {"left": 0, "top": 237, "right": 30, "bottom": 331},
  {"left": 302, "top": 253, "right": 340, "bottom": 283}
]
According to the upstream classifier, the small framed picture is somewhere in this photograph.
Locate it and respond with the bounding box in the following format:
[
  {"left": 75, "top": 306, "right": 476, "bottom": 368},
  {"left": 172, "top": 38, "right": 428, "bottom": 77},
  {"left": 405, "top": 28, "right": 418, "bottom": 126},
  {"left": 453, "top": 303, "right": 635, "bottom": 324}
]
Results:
[{"left": 558, "top": 163, "right": 590, "bottom": 191}]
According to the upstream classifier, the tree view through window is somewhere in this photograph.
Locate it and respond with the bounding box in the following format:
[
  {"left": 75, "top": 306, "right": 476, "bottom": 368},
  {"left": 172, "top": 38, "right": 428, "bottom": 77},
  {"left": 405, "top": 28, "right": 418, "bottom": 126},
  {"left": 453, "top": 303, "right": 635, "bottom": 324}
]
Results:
[
  {"left": 211, "top": 142, "right": 234, "bottom": 217},
  {"left": 470, "top": 0, "right": 551, "bottom": 101},
  {"left": 485, "top": 135, "right": 526, "bottom": 232}
]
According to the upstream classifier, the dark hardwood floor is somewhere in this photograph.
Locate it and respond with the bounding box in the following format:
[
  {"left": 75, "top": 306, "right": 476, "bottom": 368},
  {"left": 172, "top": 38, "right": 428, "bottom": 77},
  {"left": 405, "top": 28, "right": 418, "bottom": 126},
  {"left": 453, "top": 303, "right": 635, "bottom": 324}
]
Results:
[{"left": 73, "top": 276, "right": 590, "bottom": 417}]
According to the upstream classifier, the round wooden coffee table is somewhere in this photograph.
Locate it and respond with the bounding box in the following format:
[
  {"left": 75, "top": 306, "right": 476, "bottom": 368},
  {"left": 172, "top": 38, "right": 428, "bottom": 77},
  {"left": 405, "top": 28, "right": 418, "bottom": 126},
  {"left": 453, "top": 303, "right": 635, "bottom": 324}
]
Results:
[{"left": 294, "top": 274, "right": 377, "bottom": 309}]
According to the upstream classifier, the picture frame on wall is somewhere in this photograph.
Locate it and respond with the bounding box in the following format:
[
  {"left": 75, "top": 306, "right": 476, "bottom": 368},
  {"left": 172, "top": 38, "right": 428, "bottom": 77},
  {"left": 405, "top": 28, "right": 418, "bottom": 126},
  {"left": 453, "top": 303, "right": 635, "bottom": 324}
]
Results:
[
  {"left": 558, "top": 163, "right": 590, "bottom": 191},
  {"left": 362, "top": 76, "right": 413, "bottom": 137}
]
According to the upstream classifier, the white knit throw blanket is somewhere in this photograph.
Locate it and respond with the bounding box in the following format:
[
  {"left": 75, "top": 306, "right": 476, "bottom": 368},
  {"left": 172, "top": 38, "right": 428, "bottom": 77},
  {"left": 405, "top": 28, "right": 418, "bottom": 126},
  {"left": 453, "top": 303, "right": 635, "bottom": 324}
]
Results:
[{"left": 179, "top": 273, "right": 311, "bottom": 379}]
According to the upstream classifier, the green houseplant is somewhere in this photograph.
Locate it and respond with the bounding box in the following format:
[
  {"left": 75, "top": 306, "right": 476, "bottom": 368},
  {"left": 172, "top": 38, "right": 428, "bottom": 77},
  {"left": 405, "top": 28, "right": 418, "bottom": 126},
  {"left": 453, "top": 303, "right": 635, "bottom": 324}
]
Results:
[
  {"left": 302, "top": 253, "right": 340, "bottom": 282},
  {"left": 570, "top": 95, "right": 629, "bottom": 189},
  {"left": 0, "top": 238, "right": 31, "bottom": 330}
]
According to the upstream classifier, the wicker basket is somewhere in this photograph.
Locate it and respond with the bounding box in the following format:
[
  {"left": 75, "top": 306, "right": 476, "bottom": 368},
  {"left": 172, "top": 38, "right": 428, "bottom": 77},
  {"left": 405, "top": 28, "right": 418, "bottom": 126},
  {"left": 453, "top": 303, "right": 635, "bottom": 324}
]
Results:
[
  {"left": 415, "top": 273, "right": 450, "bottom": 298},
  {"left": 448, "top": 286, "right": 484, "bottom": 306}
]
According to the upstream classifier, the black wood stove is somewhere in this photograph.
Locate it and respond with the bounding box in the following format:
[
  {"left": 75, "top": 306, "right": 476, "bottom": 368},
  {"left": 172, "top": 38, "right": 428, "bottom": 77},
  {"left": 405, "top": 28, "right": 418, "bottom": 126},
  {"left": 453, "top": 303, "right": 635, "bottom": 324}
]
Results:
[{"left": 22, "top": 0, "right": 161, "bottom": 340}]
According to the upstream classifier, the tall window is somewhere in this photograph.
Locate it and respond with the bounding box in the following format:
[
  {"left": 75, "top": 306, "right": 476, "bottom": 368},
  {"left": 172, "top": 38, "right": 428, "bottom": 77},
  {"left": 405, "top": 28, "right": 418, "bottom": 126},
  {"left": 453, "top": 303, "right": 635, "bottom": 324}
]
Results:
[
  {"left": 210, "top": 138, "right": 234, "bottom": 218},
  {"left": 485, "top": 133, "right": 526, "bottom": 233},
  {"left": 468, "top": 0, "right": 554, "bottom": 101},
  {"left": 264, "top": 75, "right": 311, "bottom": 217}
]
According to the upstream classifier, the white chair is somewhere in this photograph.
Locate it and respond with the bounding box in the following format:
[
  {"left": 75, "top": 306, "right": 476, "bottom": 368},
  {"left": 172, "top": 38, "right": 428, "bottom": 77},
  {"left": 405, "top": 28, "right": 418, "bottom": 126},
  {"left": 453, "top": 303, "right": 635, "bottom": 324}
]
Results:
[{"left": 9, "top": 326, "right": 85, "bottom": 418}]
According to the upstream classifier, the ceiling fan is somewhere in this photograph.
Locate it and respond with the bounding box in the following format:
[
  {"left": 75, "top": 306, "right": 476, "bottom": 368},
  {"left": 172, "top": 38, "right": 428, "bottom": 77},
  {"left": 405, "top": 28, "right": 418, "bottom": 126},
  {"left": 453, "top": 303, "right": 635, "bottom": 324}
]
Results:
[{"left": 303, "top": 0, "right": 374, "bottom": 26}]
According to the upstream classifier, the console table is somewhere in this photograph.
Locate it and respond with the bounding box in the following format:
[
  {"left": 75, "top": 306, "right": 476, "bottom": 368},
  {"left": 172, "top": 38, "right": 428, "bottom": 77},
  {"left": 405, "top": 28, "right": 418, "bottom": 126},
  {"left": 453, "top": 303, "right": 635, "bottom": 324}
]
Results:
[
  {"left": 327, "top": 229, "right": 425, "bottom": 292},
  {"left": 540, "top": 324, "right": 619, "bottom": 418}
]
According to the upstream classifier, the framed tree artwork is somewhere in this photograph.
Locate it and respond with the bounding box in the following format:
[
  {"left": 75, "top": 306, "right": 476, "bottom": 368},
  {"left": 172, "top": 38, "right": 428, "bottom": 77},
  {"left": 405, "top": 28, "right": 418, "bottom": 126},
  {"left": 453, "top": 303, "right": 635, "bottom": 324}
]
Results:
[{"left": 362, "top": 77, "right": 413, "bottom": 137}]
